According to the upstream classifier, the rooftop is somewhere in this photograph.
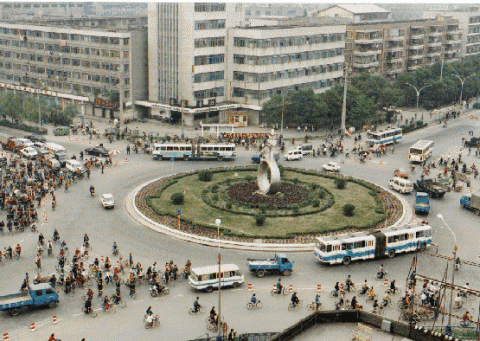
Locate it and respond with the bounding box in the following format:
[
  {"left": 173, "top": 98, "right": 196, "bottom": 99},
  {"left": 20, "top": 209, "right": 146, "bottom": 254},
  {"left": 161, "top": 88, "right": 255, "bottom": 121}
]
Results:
[{"left": 334, "top": 4, "right": 390, "bottom": 14}]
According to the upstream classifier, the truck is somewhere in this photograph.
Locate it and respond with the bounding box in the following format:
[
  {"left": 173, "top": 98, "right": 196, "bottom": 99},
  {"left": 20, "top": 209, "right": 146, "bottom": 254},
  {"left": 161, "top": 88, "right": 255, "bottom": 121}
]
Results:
[
  {"left": 246, "top": 253, "right": 293, "bottom": 277},
  {"left": 415, "top": 192, "right": 430, "bottom": 215},
  {"left": 0, "top": 283, "right": 59, "bottom": 316},
  {"left": 251, "top": 153, "right": 279, "bottom": 164},
  {"left": 414, "top": 179, "right": 446, "bottom": 198},
  {"left": 460, "top": 194, "right": 480, "bottom": 215},
  {"left": 0, "top": 133, "right": 22, "bottom": 152}
]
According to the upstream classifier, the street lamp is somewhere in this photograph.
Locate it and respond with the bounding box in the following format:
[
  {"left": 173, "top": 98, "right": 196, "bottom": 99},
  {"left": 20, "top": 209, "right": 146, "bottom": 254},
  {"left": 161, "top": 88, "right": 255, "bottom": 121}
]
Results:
[
  {"left": 280, "top": 89, "right": 290, "bottom": 133},
  {"left": 405, "top": 83, "right": 432, "bottom": 110},
  {"left": 453, "top": 74, "right": 476, "bottom": 114},
  {"left": 437, "top": 214, "right": 457, "bottom": 336},
  {"left": 215, "top": 218, "right": 222, "bottom": 339},
  {"left": 341, "top": 63, "right": 349, "bottom": 136}
]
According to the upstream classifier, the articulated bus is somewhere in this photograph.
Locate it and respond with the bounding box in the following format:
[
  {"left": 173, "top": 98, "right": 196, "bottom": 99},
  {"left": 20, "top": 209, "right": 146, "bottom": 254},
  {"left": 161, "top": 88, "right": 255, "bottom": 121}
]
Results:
[
  {"left": 313, "top": 223, "right": 432, "bottom": 265},
  {"left": 152, "top": 143, "right": 236, "bottom": 161},
  {"left": 409, "top": 140, "right": 434, "bottom": 163},
  {"left": 366, "top": 127, "right": 402, "bottom": 146}
]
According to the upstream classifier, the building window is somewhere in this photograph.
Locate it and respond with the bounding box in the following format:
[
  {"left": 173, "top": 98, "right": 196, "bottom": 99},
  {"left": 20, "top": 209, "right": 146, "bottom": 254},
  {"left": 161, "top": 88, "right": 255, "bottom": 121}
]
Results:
[
  {"left": 194, "top": 3, "right": 226, "bottom": 12},
  {"left": 194, "top": 87, "right": 224, "bottom": 99},
  {"left": 193, "top": 71, "right": 224, "bottom": 83},
  {"left": 194, "top": 20, "right": 226, "bottom": 30},
  {"left": 195, "top": 37, "right": 225, "bottom": 48},
  {"left": 194, "top": 54, "right": 225, "bottom": 66}
]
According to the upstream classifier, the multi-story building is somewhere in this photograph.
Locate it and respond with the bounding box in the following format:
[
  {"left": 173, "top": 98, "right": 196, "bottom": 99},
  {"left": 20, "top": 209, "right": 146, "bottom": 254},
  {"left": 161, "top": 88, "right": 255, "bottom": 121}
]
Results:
[
  {"left": 345, "top": 17, "right": 461, "bottom": 79},
  {"left": 0, "top": 21, "right": 148, "bottom": 118},
  {"left": 0, "top": 3, "right": 86, "bottom": 20},
  {"left": 312, "top": 4, "right": 391, "bottom": 24},
  {"left": 423, "top": 7, "right": 480, "bottom": 57}
]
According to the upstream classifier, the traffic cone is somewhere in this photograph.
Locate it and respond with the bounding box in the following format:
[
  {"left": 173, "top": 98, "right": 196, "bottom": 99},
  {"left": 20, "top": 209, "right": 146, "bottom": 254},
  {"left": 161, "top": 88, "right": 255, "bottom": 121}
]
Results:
[
  {"left": 30, "top": 322, "right": 35, "bottom": 332},
  {"left": 289, "top": 284, "right": 293, "bottom": 292},
  {"left": 317, "top": 284, "right": 322, "bottom": 292},
  {"left": 340, "top": 283, "right": 344, "bottom": 290},
  {"left": 384, "top": 278, "right": 388, "bottom": 286},
  {"left": 3, "top": 332, "right": 9, "bottom": 341},
  {"left": 125, "top": 158, "right": 128, "bottom": 164},
  {"left": 52, "top": 315, "right": 57, "bottom": 324},
  {"left": 88, "top": 140, "right": 92, "bottom": 146},
  {"left": 247, "top": 284, "right": 253, "bottom": 291}
]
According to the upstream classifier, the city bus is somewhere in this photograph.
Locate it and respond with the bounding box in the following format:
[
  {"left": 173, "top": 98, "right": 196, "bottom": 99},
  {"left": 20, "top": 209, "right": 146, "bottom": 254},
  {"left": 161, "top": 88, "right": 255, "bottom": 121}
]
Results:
[
  {"left": 152, "top": 143, "right": 236, "bottom": 161},
  {"left": 409, "top": 140, "right": 434, "bottom": 163},
  {"left": 366, "top": 127, "right": 402, "bottom": 146},
  {"left": 313, "top": 223, "right": 432, "bottom": 265}
]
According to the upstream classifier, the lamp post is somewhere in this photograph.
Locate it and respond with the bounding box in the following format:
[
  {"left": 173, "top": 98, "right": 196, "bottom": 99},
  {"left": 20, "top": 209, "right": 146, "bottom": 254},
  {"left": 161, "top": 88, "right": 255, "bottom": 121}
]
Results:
[
  {"left": 453, "top": 74, "right": 476, "bottom": 114},
  {"left": 215, "top": 218, "right": 222, "bottom": 339},
  {"left": 341, "top": 63, "right": 349, "bottom": 136},
  {"left": 437, "top": 214, "right": 457, "bottom": 336},
  {"left": 405, "top": 83, "right": 431, "bottom": 110}
]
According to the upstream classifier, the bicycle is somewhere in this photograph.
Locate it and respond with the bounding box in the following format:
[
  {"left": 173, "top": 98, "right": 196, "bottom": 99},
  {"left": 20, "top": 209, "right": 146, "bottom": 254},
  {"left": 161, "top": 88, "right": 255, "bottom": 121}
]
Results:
[
  {"left": 101, "top": 304, "right": 116, "bottom": 314},
  {"left": 144, "top": 315, "right": 160, "bottom": 329},
  {"left": 246, "top": 300, "right": 262, "bottom": 310},
  {"left": 385, "top": 287, "right": 402, "bottom": 295},
  {"left": 307, "top": 302, "right": 323, "bottom": 311},
  {"left": 329, "top": 289, "right": 346, "bottom": 298},
  {"left": 288, "top": 300, "right": 303, "bottom": 311},
  {"left": 81, "top": 307, "right": 97, "bottom": 318},
  {"left": 188, "top": 306, "right": 206, "bottom": 314},
  {"left": 207, "top": 318, "right": 226, "bottom": 332},
  {"left": 460, "top": 319, "right": 473, "bottom": 327},
  {"left": 271, "top": 287, "right": 290, "bottom": 296}
]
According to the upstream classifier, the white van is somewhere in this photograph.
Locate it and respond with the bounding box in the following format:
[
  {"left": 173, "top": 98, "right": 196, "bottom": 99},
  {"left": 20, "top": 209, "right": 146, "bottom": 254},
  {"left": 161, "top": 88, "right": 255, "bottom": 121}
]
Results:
[
  {"left": 389, "top": 177, "right": 414, "bottom": 194},
  {"left": 44, "top": 143, "right": 66, "bottom": 158},
  {"left": 284, "top": 149, "right": 303, "bottom": 161},
  {"left": 188, "top": 264, "right": 244, "bottom": 292},
  {"left": 65, "top": 159, "right": 85, "bottom": 174},
  {"left": 297, "top": 144, "right": 313, "bottom": 156}
]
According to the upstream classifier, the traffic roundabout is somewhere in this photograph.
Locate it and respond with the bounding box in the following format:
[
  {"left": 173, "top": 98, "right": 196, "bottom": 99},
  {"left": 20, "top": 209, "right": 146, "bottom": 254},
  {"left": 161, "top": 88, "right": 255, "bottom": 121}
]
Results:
[{"left": 127, "top": 167, "right": 411, "bottom": 251}]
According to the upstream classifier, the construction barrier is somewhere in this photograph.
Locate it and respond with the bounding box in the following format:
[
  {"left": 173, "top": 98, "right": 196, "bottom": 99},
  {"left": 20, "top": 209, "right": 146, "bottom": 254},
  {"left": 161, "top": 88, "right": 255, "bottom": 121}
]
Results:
[
  {"left": 53, "top": 315, "right": 58, "bottom": 324},
  {"left": 248, "top": 284, "right": 253, "bottom": 291},
  {"left": 317, "top": 284, "right": 322, "bottom": 292},
  {"left": 3, "top": 332, "right": 9, "bottom": 341},
  {"left": 30, "top": 322, "right": 35, "bottom": 332},
  {"left": 384, "top": 278, "right": 388, "bottom": 286},
  {"left": 125, "top": 158, "right": 128, "bottom": 164},
  {"left": 289, "top": 284, "right": 293, "bottom": 292}
]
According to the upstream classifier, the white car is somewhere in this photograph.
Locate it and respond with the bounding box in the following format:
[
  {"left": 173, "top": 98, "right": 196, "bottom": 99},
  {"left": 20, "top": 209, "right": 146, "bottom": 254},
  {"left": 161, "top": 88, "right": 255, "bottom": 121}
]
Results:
[
  {"left": 284, "top": 149, "right": 303, "bottom": 161},
  {"left": 65, "top": 159, "right": 85, "bottom": 174},
  {"left": 322, "top": 162, "right": 341, "bottom": 172},
  {"left": 100, "top": 194, "right": 115, "bottom": 209},
  {"left": 16, "top": 138, "right": 34, "bottom": 148},
  {"left": 20, "top": 147, "right": 38, "bottom": 159}
]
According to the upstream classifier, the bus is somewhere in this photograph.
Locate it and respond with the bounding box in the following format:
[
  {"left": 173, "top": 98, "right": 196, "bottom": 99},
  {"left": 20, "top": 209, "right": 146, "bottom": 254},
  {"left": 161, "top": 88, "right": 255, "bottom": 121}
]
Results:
[
  {"left": 152, "top": 143, "right": 236, "bottom": 161},
  {"left": 366, "top": 127, "right": 402, "bottom": 146},
  {"left": 409, "top": 140, "right": 434, "bottom": 163},
  {"left": 313, "top": 223, "right": 432, "bottom": 265},
  {"left": 44, "top": 143, "right": 67, "bottom": 158}
]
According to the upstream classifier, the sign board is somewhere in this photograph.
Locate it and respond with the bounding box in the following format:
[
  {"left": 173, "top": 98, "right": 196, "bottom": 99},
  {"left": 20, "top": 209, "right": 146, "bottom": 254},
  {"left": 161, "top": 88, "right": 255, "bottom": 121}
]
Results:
[{"left": 176, "top": 208, "right": 181, "bottom": 216}]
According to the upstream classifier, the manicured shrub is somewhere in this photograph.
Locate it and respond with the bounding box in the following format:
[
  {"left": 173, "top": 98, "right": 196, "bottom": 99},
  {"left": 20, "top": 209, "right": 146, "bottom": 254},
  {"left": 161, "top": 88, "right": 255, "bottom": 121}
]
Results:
[
  {"left": 226, "top": 202, "right": 232, "bottom": 210},
  {"left": 171, "top": 193, "right": 184, "bottom": 205},
  {"left": 255, "top": 213, "right": 266, "bottom": 226},
  {"left": 473, "top": 103, "right": 480, "bottom": 109},
  {"left": 318, "top": 191, "right": 325, "bottom": 199},
  {"left": 198, "top": 170, "right": 213, "bottom": 182},
  {"left": 343, "top": 204, "right": 355, "bottom": 217},
  {"left": 313, "top": 199, "right": 320, "bottom": 208},
  {"left": 335, "top": 178, "right": 346, "bottom": 189},
  {"left": 211, "top": 185, "right": 219, "bottom": 193},
  {"left": 245, "top": 175, "right": 255, "bottom": 182},
  {"left": 212, "top": 194, "right": 219, "bottom": 201}
]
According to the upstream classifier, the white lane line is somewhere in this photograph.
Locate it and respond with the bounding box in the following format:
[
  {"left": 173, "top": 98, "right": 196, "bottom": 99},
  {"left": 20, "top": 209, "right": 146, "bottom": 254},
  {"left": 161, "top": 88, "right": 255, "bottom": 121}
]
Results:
[
  {"left": 174, "top": 294, "right": 183, "bottom": 297},
  {"left": 73, "top": 313, "right": 82, "bottom": 316}
]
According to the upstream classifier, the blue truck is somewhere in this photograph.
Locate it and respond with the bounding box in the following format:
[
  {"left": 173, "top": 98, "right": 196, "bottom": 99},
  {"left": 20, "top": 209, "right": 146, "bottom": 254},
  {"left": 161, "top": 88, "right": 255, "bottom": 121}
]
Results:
[
  {"left": 251, "top": 154, "right": 280, "bottom": 164},
  {"left": 0, "top": 283, "right": 59, "bottom": 316},
  {"left": 460, "top": 194, "right": 480, "bottom": 215},
  {"left": 246, "top": 253, "right": 293, "bottom": 277},
  {"left": 415, "top": 192, "right": 430, "bottom": 215}
]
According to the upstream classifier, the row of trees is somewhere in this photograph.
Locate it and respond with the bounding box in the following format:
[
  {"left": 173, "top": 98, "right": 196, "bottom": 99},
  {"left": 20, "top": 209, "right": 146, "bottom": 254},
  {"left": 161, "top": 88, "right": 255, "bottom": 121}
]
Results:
[
  {"left": 261, "top": 55, "right": 480, "bottom": 129},
  {"left": 0, "top": 92, "right": 78, "bottom": 126}
]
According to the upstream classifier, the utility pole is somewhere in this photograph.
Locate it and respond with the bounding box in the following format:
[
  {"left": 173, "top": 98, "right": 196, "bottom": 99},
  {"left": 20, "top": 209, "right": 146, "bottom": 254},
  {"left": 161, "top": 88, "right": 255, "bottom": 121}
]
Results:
[{"left": 341, "top": 63, "right": 348, "bottom": 136}]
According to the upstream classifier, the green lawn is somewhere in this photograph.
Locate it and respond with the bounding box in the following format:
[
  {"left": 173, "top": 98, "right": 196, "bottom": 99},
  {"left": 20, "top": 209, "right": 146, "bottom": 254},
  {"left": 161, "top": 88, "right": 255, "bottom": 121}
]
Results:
[{"left": 148, "top": 169, "right": 386, "bottom": 238}]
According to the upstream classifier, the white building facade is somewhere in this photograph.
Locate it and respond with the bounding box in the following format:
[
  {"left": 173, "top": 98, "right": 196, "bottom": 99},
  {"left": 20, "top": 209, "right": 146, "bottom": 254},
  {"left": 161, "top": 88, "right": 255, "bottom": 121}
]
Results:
[{"left": 313, "top": 4, "right": 391, "bottom": 24}]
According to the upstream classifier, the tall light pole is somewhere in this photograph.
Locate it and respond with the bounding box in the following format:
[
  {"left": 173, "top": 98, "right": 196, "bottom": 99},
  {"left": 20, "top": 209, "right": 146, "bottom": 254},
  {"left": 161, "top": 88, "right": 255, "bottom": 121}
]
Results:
[
  {"left": 215, "top": 218, "right": 222, "bottom": 339},
  {"left": 405, "top": 83, "right": 431, "bottom": 110},
  {"left": 281, "top": 92, "right": 284, "bottom": 133},
  {"left": 437, "top": 214, "right": 457, "bottom": 336},
  {"left": 453, "top": 74, "right": 476, "bottom": 114},
  {"left": 341, "top": 63, "right": 349, "bottom": 136}
]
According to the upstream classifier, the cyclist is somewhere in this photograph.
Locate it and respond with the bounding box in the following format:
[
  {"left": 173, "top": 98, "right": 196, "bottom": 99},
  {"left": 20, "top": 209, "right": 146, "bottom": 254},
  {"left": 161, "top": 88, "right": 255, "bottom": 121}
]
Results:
[
  {"left": 291, "top": 292, "right": 300, "bottom": 308},
  {"left": 390, "top": 279, "right": 397, "bottom": 293},
  {"left": 103, "top": 295, "right": 110, "bottom": 311},
  {"left": 378, "top": 264, "right": 386, "bottom": 279},
  {"left": 15, "top": 244, "right": 21, "bottom": 258},
  {"left": 315, "top": 294, "right": 321, "bottom": 311},
  {"left": 112, "top": 242, "right": 118, "bottom": 255},
  {"left": 332, "top": 282, "right": 340, "bottom": 297},
  {"left": 383, "top": 292, "right": 392, "bottom": 307},
  {"left": 53, "top": 229, "right": 60, "bottom": 242},
  {"left": 146, "top": 306, "right": 153, "bottom": 316},
  {"left": 463, "top": 311, "right": 472, "bottom": 325},
  {"left": 345, "top": 275, "right": 353, "bottom": 292},
  {"left": 112, "top": 291, "right": 121, "bottom": 305},
  {"left": 368, "top": 287, "right": 376, "bottom": 301},
  {"left": 360, "top": 280, "right": 369, "bottom": 294},
  {"left": 86, "top": 288, "right": 94, "bottom": 300},
  {"left": 373, "top": 299, "right": 380, "bottom": 313},
  {"left": 276, "top": 279, "right": 283, "bottom": 295},
  {"left": 193, "top": 297, "right": 201, "bottom": 313},
  {"left": 84, "top": 296, "right": 93, "bottom": 314},
  {"left": 209, "top": 306, "right": 217, "bottom": 325},
  {"left": 350, "top": 296, "right": 359, "bottom": 309},
  {"left": 89, "top": 185, "right": 95, "bottom": 195},
  {"left": 145, "top": 313, "right": 154, "bottom": 327},
  {"left": 455, "top": 257, "right": 462, "bottom": 271},
  {"left": 251, "top": 293, "right": 257, "bottom": 304}
]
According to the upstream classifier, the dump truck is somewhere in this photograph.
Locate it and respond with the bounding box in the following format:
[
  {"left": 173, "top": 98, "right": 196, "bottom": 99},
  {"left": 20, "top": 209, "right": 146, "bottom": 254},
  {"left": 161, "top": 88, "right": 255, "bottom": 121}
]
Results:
[
  {"left": 0, "top": 283, "right": 59, "bottom": 316},
  {"left": 414, "top": 179, "right": 446, "bottom": 198},
  {"left": 247, "top": 253, "right": 293, "bottom": 277},
  {"left": 460, "top": 194, "right": 480, "bottom": 215}
]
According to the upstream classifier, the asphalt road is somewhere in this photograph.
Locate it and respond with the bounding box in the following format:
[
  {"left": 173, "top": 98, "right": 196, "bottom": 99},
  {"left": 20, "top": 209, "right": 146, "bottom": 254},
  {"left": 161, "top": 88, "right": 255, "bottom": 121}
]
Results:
[{"left": 1, "top": 114, "right": 480, "bottom": 340}]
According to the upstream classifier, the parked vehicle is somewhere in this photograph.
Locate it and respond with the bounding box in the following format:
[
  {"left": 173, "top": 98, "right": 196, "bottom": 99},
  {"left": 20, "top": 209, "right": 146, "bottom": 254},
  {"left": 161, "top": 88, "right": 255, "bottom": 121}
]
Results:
[
  {"left": 389, "top": 177, "right": 414, "bottom": 194},
  {"left": 20, "top": 147, "right": 38, "bottom": 159},
  {"left": 85, "top": 147, "right": 109, "bottom": 157},
  {"left": 0, "top": 283, "right": 59, "bottom": 316},
  {"left": 414, "top": 179, "right": 446, "bottom": 198},
  {"left": 65, "top": 160, "right": 85, "bottom": 174},
  {"left": 188, "top": 264, "right": 244, "bottom": 292},
  {"left": 460, "top": 194, "right": 480, "bottom": 215},
  {"left": 53, "top": 127, "right": 70, "bottom": 136},
  {"left": 24, "top": 134, "right": 46, "bottom": 143},
  {"left": 247, "top": 253, "right": 293, "bottom": 277},
  {"left": 284, "top": 149, "right": 302, "bottom": 161},
  {"left": 415, "top": 192, "right": 430, "bottom": 215},
  {"left": 322, "top": 162, "right": 341, "bottom": 172}
]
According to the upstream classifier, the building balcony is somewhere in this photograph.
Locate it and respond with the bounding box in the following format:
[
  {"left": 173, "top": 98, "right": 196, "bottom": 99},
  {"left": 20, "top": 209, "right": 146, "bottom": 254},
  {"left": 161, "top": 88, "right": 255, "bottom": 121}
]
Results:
[
  {"left": 388, "top": 57, "right": 403, "bottom": 63},
  {"left": 407, "top": 64, "right": 422, "bottom": 71},
  {"left": 446, "top": 29, "right": 462, "bottom": 35},
  {"left": 353, "top": 49, "right": 382, "bottom": 56},
  {"left": 426, "top": 51, "right": 441, "bottom": 57},
  {"left": 352, "top": 61, "right": 380, "bottom": 68},
  {"left": 386, "top": 68, "right": 404, "bottom": 74},
  {"left": 408, "top": 54, "right": 423, "bottom": 60},
  {"left": 467, "top": 31, "right": 480, "bottom": 36},
  {"left": 408, "top": 44, "right": 424, "bottom": 50},
  {"left": 427, "top": 31, "right": 443, "bottom": 37},
  {"left": 355, "top": 38, "right": 383, "bottom": 44},
  {"left": 426, "top": 41, "right": 442, "bottom": 47},
  {"left": 386, "top": 36, "right": 405, "bottom": 41},
  {"left": 387, "top": 46, "right": 404, "bottom": 52},
  {"left": 410, "top": 32, "right": 425, "bottom": 39}
]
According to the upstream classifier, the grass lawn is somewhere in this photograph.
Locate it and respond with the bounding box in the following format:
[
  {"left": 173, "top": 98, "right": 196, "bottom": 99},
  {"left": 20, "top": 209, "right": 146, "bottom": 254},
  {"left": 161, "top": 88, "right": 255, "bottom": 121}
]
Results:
[{"left": 148, "top": 169, "right": 386, "bottom": 238}]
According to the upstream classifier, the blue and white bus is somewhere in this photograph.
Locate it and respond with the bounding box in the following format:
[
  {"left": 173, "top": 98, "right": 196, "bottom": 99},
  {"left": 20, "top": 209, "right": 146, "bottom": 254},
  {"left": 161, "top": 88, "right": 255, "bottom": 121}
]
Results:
[
  {"left": 409, "top": 140, "right": 434, "bottom": 163},
  {"left": 313, "top": 223, "right": 432, "bottom": 265},
  {"left": 153, "top": 143, "right": 236, "bottom": 161},
  {"left": 366, "top": 127, "right": 402, "bottom": 146}
]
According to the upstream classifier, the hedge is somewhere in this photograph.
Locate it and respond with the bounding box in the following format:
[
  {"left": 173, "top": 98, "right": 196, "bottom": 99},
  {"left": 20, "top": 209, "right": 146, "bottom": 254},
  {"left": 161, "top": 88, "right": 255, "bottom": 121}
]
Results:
[{"left": 0, "top": 119, "right": 47, "bottom": 134}]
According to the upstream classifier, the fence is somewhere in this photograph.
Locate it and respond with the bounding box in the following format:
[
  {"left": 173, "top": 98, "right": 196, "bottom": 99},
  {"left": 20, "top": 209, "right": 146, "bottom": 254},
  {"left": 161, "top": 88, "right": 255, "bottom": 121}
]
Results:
[{"left": 190, "top": 332, "right": 277, "bottom": 341}]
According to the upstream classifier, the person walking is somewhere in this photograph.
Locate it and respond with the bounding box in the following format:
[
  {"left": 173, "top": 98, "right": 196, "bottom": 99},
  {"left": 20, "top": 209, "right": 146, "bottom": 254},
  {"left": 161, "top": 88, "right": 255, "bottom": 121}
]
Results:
[{"left": 126, "top": 145, "right": 131, "bottom": 155}]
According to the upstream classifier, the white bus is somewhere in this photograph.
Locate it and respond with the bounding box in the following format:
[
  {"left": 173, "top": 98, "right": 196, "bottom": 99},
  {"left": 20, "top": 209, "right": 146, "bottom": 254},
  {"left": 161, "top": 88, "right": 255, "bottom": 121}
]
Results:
[
  {"left": 44, "top": 143, "right": 67, "bottom": 158},
  {"left": 188, "top": 264, "right": 244, "bottom": 292},
  {"left": 153, "top": 143, "right": 236, "bottom": 161},
  {"left": 409, "top": 140, "right": 434, "bottom": 163},
  {"left": 313, "top": 223, "right": 432, "bottom": 265},
  {"left": 366, "top": 127, "right": 402, "bottom": 146}
]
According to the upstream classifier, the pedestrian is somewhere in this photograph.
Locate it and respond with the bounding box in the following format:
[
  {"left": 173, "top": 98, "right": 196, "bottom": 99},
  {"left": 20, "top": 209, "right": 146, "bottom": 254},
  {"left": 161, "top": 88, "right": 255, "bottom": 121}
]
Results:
[
  {"left": 101, "top": 162, "right": 104, "bottom": 174},
  {"left": 126, "top": 145, "right": 131, "bottom": 155}
]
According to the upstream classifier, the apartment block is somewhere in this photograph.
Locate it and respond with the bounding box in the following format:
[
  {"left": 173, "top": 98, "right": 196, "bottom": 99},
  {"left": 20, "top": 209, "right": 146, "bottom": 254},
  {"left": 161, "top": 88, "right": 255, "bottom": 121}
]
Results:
[
  {"left": 0, "top": 21, "right": 148, "bottom": 118},
  {"left": 345, "top": 18, "right": 461, "bottom": 79},
  {"left": 423, "top": 7, "right": 480, "bottom": 57},
  {"left": 313, "top": 4, "right": 391, "bottom": 24}
]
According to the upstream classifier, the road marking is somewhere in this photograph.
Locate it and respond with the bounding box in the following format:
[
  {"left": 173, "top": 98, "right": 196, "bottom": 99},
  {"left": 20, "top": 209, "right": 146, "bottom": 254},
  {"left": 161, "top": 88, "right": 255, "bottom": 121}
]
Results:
[
  {"left": 73, "top": 313, "right": 82, "bottom": 316},
  {"left": 174, "top": 294, "right": 183, "bottom": 297},
  {"left": 231, "top": 289, "right": 243, "bottom": 291}
]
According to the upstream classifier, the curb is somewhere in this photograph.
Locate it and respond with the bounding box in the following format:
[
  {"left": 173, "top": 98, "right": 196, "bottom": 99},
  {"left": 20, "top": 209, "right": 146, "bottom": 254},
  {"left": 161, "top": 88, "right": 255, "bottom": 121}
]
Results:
[{"left": 126, "top": 175, "right": 411, "bottom": 252}]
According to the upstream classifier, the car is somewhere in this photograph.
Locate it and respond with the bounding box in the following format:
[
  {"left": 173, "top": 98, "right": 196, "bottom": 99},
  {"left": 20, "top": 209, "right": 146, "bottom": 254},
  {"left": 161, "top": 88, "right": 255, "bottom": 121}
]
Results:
[
  {"left": 394, "top": 168, "right": 409, "bottom": 179},
  {"left": 100, "top": 194, "right": 115, "bottom": 209},
  {"left": 20, "top": 147, "right": 38, "bottom": 159},
  {"left": 284, "top": 150, "right": 303, "bottom": 161},
  {"left": 53, "top": 127, "right": 70, "bottom": 136},
  {"left": 65, "top": 159, "right": 85, "bottom": 174},
  {"left": 322, "top": 162, "right": 341, "bottom": 172},
  {"left": 45, "top": 157, "right": 61, "bottom": 169},
  {"left": 85, "top": 146, "right": 109, "bottom": 157},
  {"left": 24, "top": 135, "right": 46, "bottom": 143},
  {"left": 252, "top": 154, "right": 280, "bottom": 164},
  {"left": 16, "top": 138, "right": 34, "bottom": 148}
]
